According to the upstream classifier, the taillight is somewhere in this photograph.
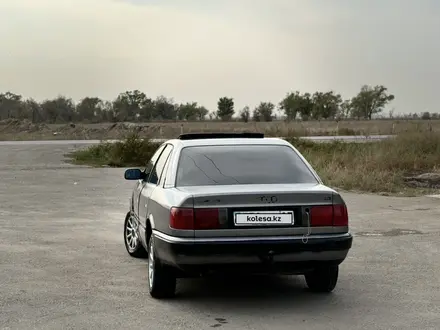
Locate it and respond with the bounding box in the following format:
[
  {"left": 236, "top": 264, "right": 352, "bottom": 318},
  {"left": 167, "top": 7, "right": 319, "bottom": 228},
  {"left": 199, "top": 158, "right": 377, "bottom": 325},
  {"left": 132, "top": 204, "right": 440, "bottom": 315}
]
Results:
[
  {"left": 170, "top": 207, "right": 220, "bottom": 230},
  {"left": 194, "top": 208, "right": 220, "bottom": 229},
  {"left": 333, "top": 204, "right": 349, "bottom": 226},
  {"left": 310, "top": 206, "right": 333, "bottom": 226},
  {"left": 170, "top": 207, "right": 194, "bottom": 230},
  {"left": 309, "top": 204, "right": 348, "bottom": 227}
]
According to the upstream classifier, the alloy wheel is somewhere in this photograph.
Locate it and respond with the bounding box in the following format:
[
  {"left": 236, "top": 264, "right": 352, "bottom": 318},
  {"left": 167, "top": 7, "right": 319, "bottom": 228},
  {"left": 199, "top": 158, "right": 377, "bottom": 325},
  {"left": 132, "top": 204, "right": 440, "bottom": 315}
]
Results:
[{"left": 125, "top": 215, "right": 139, "bottom": 252}]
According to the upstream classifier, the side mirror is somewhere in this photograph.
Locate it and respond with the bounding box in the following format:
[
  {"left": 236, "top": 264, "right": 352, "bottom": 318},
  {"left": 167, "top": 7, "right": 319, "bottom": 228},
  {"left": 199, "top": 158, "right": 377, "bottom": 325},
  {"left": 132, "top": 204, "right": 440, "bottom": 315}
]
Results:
[{"left": 124, "top": 168, "right": 144, "bottom": 180}]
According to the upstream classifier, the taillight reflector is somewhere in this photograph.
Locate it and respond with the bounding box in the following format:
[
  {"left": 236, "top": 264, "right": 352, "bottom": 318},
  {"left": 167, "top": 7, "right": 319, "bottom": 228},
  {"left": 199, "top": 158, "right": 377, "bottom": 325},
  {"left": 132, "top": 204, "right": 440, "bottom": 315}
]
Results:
[
  {"left": 309, "top": 204, "right": 348, "bottom": 227},
  {"left": 170, "top": 207, "right": 220, "bottom": 230}
]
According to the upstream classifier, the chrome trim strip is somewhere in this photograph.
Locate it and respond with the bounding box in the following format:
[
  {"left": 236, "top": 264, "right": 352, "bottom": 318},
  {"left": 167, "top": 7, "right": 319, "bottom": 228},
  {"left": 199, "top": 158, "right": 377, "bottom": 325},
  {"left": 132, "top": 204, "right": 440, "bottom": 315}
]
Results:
[{"left": 152, "top": 230, "right": 352, "bottom": 244}]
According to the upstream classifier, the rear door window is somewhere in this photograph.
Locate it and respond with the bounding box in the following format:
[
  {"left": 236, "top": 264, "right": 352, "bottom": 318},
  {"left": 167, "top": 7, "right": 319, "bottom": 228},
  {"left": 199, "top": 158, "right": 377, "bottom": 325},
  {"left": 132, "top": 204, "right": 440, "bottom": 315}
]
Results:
[
  {"left": 175, "top": 144, "right": 318, "bottom": 186},
  {"left": 148, "top": 144, "right": 173, "bottom": 185},
  {"left": 143, "top": 144, "right": 166, "bottom": 176}
]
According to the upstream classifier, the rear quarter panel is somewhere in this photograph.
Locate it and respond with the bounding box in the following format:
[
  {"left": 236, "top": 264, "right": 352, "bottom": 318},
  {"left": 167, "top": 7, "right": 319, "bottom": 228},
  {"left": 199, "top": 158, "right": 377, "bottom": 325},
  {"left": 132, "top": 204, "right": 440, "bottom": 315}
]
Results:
[{"left": 147, "top": 187, "right": 194, "bottom": 238}]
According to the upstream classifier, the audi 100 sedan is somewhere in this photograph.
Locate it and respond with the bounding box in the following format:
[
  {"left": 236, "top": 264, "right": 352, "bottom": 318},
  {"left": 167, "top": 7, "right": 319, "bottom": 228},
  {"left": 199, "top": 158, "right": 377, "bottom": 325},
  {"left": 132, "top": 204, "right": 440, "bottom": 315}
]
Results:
[{"left": 123, "top": 132, "right": 353, "bottom": 299}]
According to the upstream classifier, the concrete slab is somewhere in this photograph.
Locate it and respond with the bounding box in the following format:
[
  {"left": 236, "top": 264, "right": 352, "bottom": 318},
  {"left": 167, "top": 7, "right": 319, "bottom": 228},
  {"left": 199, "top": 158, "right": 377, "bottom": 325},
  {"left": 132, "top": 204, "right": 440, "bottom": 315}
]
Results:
[{"left": 1, "top": 144, "right": 439, "bottom": 330}]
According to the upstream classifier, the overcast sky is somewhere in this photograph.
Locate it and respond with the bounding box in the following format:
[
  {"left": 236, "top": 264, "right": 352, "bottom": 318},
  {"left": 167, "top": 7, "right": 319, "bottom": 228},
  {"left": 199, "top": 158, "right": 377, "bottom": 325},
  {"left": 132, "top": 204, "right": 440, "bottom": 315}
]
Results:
[{"left": 0, "top": 0, "right": 439, "bottom": 114}]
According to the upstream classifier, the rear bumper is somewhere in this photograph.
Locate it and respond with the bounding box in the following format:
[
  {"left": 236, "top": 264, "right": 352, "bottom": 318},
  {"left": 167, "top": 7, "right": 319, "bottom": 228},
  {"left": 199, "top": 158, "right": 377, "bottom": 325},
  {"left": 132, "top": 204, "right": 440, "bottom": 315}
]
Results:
[{"left": 153, "top": 231, "right": 353, "bottom": 276}]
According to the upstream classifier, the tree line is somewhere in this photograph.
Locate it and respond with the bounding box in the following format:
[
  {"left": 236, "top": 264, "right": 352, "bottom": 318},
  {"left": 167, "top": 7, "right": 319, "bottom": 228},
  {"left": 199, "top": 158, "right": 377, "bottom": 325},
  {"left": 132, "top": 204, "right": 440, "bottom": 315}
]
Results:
[{"left": 0, "top": 84, "right": 436, "bottom": 123}]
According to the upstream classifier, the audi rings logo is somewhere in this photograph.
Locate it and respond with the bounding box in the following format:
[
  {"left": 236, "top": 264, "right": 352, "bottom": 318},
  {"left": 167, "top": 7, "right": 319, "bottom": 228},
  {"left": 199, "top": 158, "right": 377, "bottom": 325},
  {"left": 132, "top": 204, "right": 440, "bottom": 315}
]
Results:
[{"left": 259, "top": 195, "right": 278, "bottom": 203}]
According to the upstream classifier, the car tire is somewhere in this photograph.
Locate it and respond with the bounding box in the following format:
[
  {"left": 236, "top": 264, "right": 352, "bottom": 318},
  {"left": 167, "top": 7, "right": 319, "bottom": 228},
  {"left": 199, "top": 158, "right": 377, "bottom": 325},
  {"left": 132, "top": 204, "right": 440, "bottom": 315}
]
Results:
[
  {"left": 304, "top": 265, "right": 339, "bottom": 293},
  {"left": 148, "top": 235, "right": 176, "bottom": 299},
  {"left": 124, "top": 212, "right": 147, "bottom": 258}
]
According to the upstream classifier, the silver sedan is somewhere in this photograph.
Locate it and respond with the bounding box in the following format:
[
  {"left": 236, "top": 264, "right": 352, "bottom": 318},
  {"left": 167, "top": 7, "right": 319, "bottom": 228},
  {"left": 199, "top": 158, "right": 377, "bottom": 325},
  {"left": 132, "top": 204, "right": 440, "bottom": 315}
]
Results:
[{"left": 123, "top": 133, "right": 353, "bottom": 299}]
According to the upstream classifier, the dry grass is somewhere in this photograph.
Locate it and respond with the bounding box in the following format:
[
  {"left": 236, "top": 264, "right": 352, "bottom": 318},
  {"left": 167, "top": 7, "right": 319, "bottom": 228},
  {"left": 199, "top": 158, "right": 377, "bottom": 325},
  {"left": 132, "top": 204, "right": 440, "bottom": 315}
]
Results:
[
  {"left": 1, "top": 118, "right": 440, "bottom": 140},
  {"left": 92, "top": 119, "right": 440, "bottom": 138},
  {"left": 289, "top": 131, "right": 440, "bottom": 195},
  {"left": 66, "top": 129, "right": 440, "bottom": 196}
]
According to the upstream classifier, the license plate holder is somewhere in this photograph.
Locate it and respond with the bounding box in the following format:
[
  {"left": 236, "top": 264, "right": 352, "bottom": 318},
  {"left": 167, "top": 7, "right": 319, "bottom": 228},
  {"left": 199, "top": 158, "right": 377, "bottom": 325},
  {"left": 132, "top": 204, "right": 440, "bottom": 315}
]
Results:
[{"left": 234, "top": 211, "right": 294, "bottom": 226}]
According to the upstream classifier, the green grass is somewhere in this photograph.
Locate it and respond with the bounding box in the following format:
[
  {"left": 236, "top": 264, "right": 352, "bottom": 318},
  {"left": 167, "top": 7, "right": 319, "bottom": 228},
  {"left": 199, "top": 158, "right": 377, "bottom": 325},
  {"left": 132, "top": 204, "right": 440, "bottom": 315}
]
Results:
[{"left": 66, "top": 131, "right": 440, "bottom": 196}]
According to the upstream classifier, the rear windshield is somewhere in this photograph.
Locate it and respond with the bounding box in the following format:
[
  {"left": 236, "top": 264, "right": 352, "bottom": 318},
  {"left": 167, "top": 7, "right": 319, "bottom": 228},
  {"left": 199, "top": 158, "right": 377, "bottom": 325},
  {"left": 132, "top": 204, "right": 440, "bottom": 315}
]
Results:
[{"left": 175, "top": 144, "right": 318, "bottom": 186}]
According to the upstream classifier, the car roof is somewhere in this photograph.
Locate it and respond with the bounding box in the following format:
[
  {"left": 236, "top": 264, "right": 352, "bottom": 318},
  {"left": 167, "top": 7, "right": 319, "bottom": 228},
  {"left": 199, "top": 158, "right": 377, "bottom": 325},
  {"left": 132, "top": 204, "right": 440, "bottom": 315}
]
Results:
[{"left": 166, "top": 137, "right": 291, "bottom": 148}]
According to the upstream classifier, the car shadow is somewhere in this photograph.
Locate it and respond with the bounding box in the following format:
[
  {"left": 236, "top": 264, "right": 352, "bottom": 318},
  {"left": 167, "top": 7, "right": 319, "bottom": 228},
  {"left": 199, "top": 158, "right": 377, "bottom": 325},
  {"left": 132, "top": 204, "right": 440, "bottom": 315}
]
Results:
[{"left": 173, "top": 274, "right": 339, "bottom": 307}]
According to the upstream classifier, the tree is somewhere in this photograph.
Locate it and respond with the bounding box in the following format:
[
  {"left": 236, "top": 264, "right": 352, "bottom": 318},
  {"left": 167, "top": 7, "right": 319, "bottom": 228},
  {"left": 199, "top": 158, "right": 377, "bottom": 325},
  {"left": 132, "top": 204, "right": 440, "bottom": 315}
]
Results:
[
  {"left": 252, "top": 109, "right": 260, "bottom": 122},
  {"left": 98, "top": 101, "right": 116, "bottom": 122},
  {"left": 298, "top": 93, "right": 313, "bottom": 120},
  {"left": 176, "top": 102, "right": 208, "bottom": 121},
  {"left": 239, "top": 106, "right": 250, "bottom": 122},
  {"left": 311, "top": 91, "right": 342, "bottom": 120},
  {"left": 0, "top": 84, "right": 408, "bottom": 123},
  {"left": 76, "top": 97, "right": 103, "bottom": 122},
  {"left": 112, "top": 90, "right": 149, "bottom": 122},
  {"left": 338, "top": 100, "right": 352, "bottom": 120},
  {"left": 116, "top": 90, "right": 154, "bottom": 121},
  {"left": 388, "top": 108, "right": 395, "bottom": 119},
  {"left": 40, "top": 96, "right": 75, "bottom": 123},
  {"left": 154, "top": 96, "right": 176, "bottom": 120},
  {"left": 279, "top": 91, "right": 313, "bottom": 121},
  {"left": 24, "top": 98, "right": 42, "bottom": 123},
  {"left": 138, "top": 99, "right": 155, "bottom": 121},
  {"left": 177, "top": 102, "right": 199, "bottom": 120},
  {"left": 216, "top": 97, "right": 234, "bottom": 120},
  {"left": 279, "top": 91, "right": 300, "bottom": 120},
  {"left": 195, "top": 105, "right": 208, "bottom": 120},
  {"left": 253, "top": 102, "right": 275, "bottom": 122},
  {"left": 0, "top": 92, "right": 24, "bottom": 120},
  {"left": 421, "top": 112, "right": 431, "bottom": 120},
  {"left": 350, "top": 85, "right": 395, "bottom": 120}
]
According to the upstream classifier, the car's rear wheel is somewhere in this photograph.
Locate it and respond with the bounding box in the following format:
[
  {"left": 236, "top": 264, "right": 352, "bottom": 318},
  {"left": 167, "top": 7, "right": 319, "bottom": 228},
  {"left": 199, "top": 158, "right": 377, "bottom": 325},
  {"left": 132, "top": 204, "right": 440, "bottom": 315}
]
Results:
[
  {"left": 304, "top": 265, "right": 339, "bottom": 293},
  {"left": 148, "top": 235, "right": 176, "bottom": 299},
  {"left": 124, "top": 212, "right": 147, "bottom": 258}
]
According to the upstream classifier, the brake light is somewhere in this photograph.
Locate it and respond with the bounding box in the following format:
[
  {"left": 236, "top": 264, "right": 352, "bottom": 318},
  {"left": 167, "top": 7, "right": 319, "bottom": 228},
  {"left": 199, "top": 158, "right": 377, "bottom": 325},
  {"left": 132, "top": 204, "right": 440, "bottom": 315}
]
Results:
[
  {"left": 170, "top": 207, "right": 220, "bottom": 230},
  {"left": 170, "top": 207, "right": 194, "bottom": 230},
  {"left": 309, "top": 204, "right": 348, "bottom": 227}
]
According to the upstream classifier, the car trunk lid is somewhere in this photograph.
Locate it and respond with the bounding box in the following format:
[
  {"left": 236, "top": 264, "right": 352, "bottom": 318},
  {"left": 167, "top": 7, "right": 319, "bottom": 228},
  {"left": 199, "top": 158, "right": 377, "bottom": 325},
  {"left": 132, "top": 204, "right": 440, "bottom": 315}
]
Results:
[{"left": 176, "top": 184, "right": 339, "bottom": 237}]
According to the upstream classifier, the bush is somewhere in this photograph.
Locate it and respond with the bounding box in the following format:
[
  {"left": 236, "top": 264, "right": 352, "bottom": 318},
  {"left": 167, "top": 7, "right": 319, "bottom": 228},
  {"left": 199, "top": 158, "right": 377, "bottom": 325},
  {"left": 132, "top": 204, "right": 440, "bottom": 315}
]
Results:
[{"left": 68, "top": 133, "right": 160, "bottom": 167}]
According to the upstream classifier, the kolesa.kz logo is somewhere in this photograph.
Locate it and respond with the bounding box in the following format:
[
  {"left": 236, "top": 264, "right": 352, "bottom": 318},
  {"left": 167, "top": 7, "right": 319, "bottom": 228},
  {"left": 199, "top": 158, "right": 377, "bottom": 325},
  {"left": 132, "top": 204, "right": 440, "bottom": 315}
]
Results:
[{"left": 246, "top": 215, "right": 282, "bottom": 222}]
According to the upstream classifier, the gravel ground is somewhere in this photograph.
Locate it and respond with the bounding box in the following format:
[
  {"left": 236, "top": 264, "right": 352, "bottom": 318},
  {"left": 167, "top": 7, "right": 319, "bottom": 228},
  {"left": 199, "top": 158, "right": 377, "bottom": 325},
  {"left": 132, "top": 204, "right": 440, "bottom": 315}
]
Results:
[{"left": 1, "top": 143, "right": 439, "bottom": 330}]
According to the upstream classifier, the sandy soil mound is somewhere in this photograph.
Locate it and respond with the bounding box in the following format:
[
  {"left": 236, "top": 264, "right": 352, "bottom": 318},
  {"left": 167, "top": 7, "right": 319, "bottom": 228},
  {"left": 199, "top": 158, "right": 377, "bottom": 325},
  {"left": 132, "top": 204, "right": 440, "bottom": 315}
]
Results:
[
  {"left": 404, "top": 173, "right": 440, "bottom": 189},
  {"left": 0, "top": 119, "right": 50, "bottom": 133}
]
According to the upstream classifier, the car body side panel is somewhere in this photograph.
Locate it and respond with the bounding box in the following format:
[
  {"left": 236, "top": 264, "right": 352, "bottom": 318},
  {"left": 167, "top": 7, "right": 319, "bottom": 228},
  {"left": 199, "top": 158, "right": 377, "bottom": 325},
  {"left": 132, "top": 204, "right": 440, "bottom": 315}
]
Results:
[
  {"left": 137, "top": 182, "right": 157, "bottom": 247},
  {"left": 146, "top": 187, "right": 194, "bottom": 238},
  {"left": 132, "top": 180, "right": 144, "bottom": 218}
]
